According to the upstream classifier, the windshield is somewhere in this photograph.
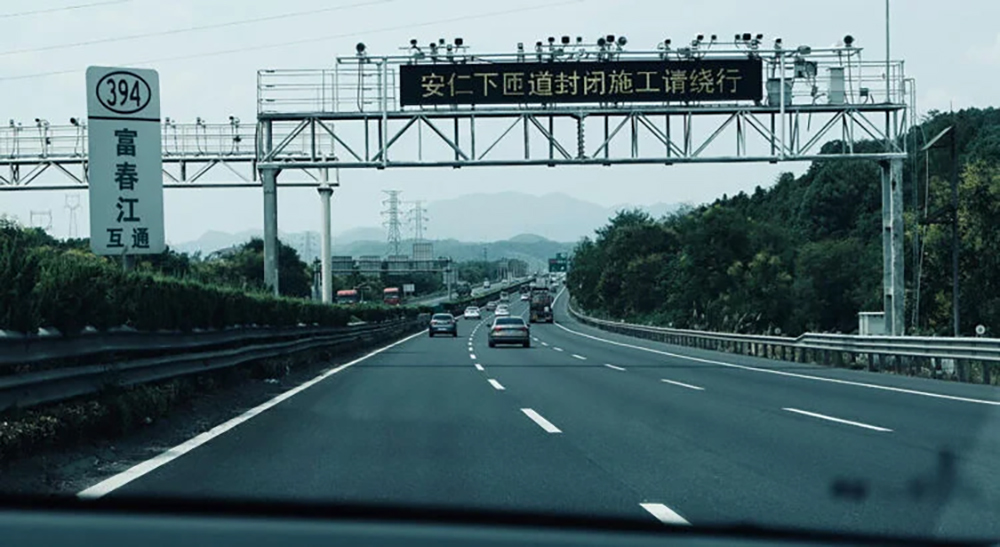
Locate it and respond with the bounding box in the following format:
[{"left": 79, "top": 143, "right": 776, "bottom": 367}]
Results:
[
  {"left": 495, "top": 318, "right": 525, "bottom": 326},
  {"left": 1, "top": 1, "right": 998, "bottom": 543}
]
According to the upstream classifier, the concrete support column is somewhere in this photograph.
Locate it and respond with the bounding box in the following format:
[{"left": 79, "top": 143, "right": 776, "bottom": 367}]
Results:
[
  {"left": 881, "top": 158, "right": 906, "bottom": 336},
  {"left": 262, "top": 167, "right": 280, "bottom": 296},
  {"left": 318, "top": 181, "right": 334, "bottom": 304}
]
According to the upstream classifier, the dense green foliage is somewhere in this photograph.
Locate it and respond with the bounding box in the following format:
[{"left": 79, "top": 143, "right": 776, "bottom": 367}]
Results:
[
  {"left": 569, "top": 108, "right": 1000, "bottom": 336},
  {"left": 0, "top": 221, "right": 430, "bottom": 335}
]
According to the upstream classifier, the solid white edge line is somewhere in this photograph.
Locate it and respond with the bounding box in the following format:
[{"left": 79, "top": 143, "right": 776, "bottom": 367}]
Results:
[
  {"left": 475, "top": 364, "right": 485, "bottom": 371},
  {"left": 571, "top": 354, "right": 587, "bottom": 360},
  {"left": 660, "top": 378, "right": 705, "bottom": 391},
  {"left": 77, "top": 328, "right": 426, "bottom": 499},
  {"left": 783, "top": 407, "right": 893, "bottom": 432},
  {"left": 488, "top": 379, "right": 505, "bottom": 391},
  {"left": 553, "top": 320, "right": 1000, "bottom": 407},
  {"left": 520, "top": 408, "right": 561, "bottom": 433},
  {"left": 604, "top": 364, "right": 626, "bottom": 371},
  {"left": 640, "top": 503, "right": 690, "bottom": 526}
]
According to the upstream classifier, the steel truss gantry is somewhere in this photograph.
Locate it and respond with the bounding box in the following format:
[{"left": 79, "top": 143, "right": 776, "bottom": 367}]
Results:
[
  {"left": 0, "top": 120, "right": 325, "bottom": 190},
  {"left": 255, "top": 42, "right": 912, "bottom": 333}
]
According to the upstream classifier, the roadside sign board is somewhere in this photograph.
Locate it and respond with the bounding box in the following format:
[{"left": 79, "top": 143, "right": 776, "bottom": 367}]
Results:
[
  {"left": 403, "top": 283, "right": 416, "bottom": 294},
  {"left": 86, "top": 66, "right": 164, "bottom": 255}
]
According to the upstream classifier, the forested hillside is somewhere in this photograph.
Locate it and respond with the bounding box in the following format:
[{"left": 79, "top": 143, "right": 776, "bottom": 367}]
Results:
[{"left": 569, "top": 108, "right": 1000, "bottom": 336}]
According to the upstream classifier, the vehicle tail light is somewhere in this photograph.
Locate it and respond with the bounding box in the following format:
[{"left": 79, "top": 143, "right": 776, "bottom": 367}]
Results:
[{"left": 493, "top": 327, "right": 503, "bottom": 333}]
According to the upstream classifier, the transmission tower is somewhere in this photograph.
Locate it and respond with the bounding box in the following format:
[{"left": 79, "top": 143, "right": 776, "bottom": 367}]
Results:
[
  {"left": 381, "top": 190, "right": 403, "bottom": 257},
  {"left": 29, "top": 210, "right": 53, "bottom": 232},
  {"left": 406, "top": 200, "right": 429, "bottom": 242},
  {"left": 65, "top": 194, "right": 81, "bottom": 238}
]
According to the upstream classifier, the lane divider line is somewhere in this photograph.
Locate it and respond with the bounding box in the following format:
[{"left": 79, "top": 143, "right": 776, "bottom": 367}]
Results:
[
  {"left": 488, "top": 379, "right": 505, "bottom": 391},
  {"left": 541, "top": 342, "right": 549, "bottom": 347},
  {"left": 553, "top": 321, "right": 1000, "bottom": 407},
  {"left": 605, "top": 364, "right": 626, "bottom": 371},
  {"left": 553, "top": 347, "right": 564, "bottom": 352},
  {"left": 520, "top": 408, "right": 562, "bottom": 433},
  {"left": 475, "top": 364, "right": 485, "bottom": 371},
  {"left": 469, "top": 353, "right": 477, "bottom": 360},
  {"left": 660, "top": 378, "right": 705, "bottom": 391},
  {"left": 571, "top": 354, "right": 587, "bottom": 361},
  {"left": 639, "top": 503, "right": 690, "bottom": 526},
  {"left": 783, "top": 407, "right": 892, "bottom": 432},
  {"left": 77, "top": 328, "right": 426, "bottom": 499}
]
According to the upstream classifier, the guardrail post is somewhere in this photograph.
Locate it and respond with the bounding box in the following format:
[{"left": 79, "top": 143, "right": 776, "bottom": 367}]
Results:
[{"left": 984, "top": 361, "right": 993, "bottom": 385}]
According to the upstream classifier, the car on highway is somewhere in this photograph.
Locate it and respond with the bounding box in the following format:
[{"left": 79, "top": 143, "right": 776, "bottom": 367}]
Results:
[
  {"left": 494, "top": 304, "right": 510, "bottom": 317},
  {"left": 488, "top": 317, "right": 530, "bottom": 348},
  {"left": 485, "top": 301, "right": 498, "bottom": 311},
  {"left": 427, "top": 313, "right": 458, "bottom": 337},
  {"left": 520, "top": 292, "right": 530, "bottom": 301},
  {"left": 463, "top": 306, "right": 481, "bottom": 320}
]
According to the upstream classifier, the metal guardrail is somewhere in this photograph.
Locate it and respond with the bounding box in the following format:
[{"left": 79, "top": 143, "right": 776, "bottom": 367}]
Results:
[
  {"left": 0, "top": 318, "right": 422, "bottom": 412},
  {"left": 567, "top": 303, "right": 1000, "bottom": 385}
]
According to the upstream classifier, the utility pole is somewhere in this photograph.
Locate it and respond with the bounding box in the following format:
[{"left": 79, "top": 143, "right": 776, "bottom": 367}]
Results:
[
  {"left": 382, "top": 190, "right": 403, "bottom": 257},
  {"left": 919, "top": 124, "right": 960, "bottom": 336},
  {"left": 950, "top": 122, "right": 960, "bottom": 336},
  {"left": 885, "top": 0, "right": 891, "bottom": 103}
]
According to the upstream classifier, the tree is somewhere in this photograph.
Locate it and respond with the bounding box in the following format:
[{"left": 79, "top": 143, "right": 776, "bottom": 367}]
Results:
[{"left": 195, "top": 238, "right": 311, "bottom": 298}]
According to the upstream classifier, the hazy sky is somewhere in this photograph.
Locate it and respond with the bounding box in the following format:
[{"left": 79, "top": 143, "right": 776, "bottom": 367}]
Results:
[{"left": 2, "top": 0, "right": 998, "bottom": 243}]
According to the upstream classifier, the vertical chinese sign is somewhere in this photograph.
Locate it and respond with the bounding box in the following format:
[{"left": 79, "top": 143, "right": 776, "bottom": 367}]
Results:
[{"left": 86, "top": 67, "right": 164, "bottom": 255}]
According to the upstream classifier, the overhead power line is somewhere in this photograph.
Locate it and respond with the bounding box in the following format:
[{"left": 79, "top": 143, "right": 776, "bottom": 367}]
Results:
[
  {"left": 0, "top": 0, "right": 584, "bottom": 82},
  {"left": 0, "top": 0, "right": 131, "bottom": 19},
  {"left": 0, "top": 0, "right": 395, "bottom": 57}
]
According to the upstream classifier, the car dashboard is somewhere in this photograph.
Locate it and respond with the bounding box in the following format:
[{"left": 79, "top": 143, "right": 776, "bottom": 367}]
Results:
[{"left": 1, "top": 497, "right": 986, "bottom": 547}]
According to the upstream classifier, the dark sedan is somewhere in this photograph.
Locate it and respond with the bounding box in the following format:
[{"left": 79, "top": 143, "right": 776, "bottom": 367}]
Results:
[
  {"left": 428, "top": 313, "right": 458, "bottom": 337},
  {"left": 487, "top": 317, "right": 530, "bottom": 348}
]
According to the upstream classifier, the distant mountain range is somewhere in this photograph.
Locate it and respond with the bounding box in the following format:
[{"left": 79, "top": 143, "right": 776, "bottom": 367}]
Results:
[
  {"left": 424, "top": 192, "right": 681, "bottom": 242},
  {"left": 170, "top": 192, "right": 683, "bottom": 266}
]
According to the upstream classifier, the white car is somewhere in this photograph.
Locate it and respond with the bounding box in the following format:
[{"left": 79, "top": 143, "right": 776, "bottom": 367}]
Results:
[
  {"left": 464, "top": 306, "right": 482, "bottom": 320},
  {"left": 495, "top": 304, "right": 510, "bottom": 317}
]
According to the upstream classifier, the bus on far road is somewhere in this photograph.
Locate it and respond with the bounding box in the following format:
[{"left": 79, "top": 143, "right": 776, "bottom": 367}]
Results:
[
  {"left": 336, "top": 289, "right": 361, "bottom": 305},
  {"left": 383, "top": 287, "right": 401, "bottom": 305}
]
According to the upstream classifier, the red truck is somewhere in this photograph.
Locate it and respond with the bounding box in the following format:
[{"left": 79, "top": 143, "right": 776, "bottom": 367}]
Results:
[{"left": 383, "top": 287, "right": 401, "bottom": 305}]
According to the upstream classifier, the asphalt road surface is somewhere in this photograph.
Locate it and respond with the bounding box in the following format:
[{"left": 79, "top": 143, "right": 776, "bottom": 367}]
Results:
[{"left": 87, "top": 290, "right": 1000, "bottom": 540}]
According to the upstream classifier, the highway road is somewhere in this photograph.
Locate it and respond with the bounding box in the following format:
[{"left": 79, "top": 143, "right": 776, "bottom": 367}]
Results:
[{"left": 83, "top": 289, "right": 1000, "bottom": 540}]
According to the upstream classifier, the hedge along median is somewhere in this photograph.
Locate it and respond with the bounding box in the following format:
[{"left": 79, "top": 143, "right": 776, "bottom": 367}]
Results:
[{"left": 1, "top": 231, "right": 433, "bottom": 336}]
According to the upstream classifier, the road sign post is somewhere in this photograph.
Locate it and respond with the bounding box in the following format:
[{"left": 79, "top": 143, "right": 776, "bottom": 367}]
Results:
[{"left": 86, "top": 66, "right": 164, "bottom": 255}]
